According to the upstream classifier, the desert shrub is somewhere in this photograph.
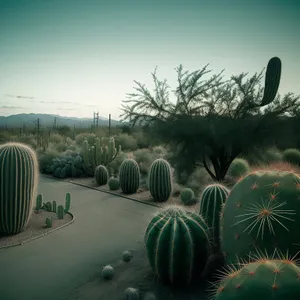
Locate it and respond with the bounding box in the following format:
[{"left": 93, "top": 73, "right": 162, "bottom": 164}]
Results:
[
  {"left": 245, "top": 147, "right": 282, "bottom": 165},
  {"left": 49, "top": 133, "right": 63, "bottom": 144},
  {"left": 152, "top": 145, "right": 167, "bottom": 156},
  {"left": 172, "top": 182, "right": 184, "bottom": 197},
  {"left": 54, "top": 142, "right": 68, "bottom": 153},
  {"left": 115, "top": 133, "right": 138, "bottom": 151},
  {"left": 0, "top": 132, "right": 14, "bottom": 143},
  {"left": 132, "top": 131, "right": 151, "bottom": 148},
  {"left": 228, "top": 158, "right": 250, "bottom": 178},
  {"left": 65, "top": 137, "right": 74, "bottom": 146},
  {"left": 14, "top": 135, "right": 38, "bottom": 149},
  {"left": 282, "top": 148, "right": 300, "bottom": 166},
  {"left": 185, "top": 167, "right": 214, "bottom": 196},
  {"left": 75, "top": 133, "right": 97, "bottom": 146},
  {"left": 39, "top": 149, "right": 61, "bottom": 173},
  {"left": 106, "top": 151, "right": 127, "bottom": 176}
]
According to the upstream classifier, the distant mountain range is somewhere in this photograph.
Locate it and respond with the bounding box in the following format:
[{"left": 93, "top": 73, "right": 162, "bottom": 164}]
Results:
[{"left": 0, "top": 113, "right": 121, "bottom": 128}]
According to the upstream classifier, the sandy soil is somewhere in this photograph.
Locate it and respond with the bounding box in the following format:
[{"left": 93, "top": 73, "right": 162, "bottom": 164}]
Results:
[
  {"left": 67, "top": 242, "right": 210, "bottom": 300},
  {"left": 0, "top": 209, "right": 73, "bottom": 248},
  {"left": 70, "top": 177, "right": 201, "bottom": 213}
]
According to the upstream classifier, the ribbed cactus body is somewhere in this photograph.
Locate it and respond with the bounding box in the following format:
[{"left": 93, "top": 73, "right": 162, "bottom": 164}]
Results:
[
  {"left": 180, "top": 188, "right": 195, "bottom": 205},
  {"left": 52, "top": 201, "right": 57, "bottom": 212},
  {"left": 145, "top": 206, "right": 210, "bottom": 285},
  {"left": 36, "top": 194, "right": 43, "bottom": 211},
  {"left": 213, "top": 259, "right": 300, "bottom": 300},
  {"left": 199, "top": 184, "right": 229, "bottom": 251},
  {"left": 57, "top": 205, "right": 64, "bottom": 219},
  {"left": 148, "top": 159, "right": 172, "bottom": 202},
  {"left": 119, "top": 159, "right": 140, "bottom": 194},
  {"left": 221, "top": 171, "right": 300, "bottom": 264},
  {"left": 65, "top": 192, "right": 71, "bottom": 213},
  {"left": 94, "top": 165, "right": 108, "bottom": 185},
  {"left": 0, "top": 142, "right": 39, "bottom": 235},
  {"left": 260, "top": 57, "right": 281, "bottom": 106},
  {"left": 108, "top": 177, "right": 120, "bottom": 190}
]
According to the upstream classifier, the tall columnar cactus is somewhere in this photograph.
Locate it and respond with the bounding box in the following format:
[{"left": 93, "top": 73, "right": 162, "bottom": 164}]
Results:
[
  {"left": 94, "top": 165, "right": 108, "bottom": 186},
  {"left": 119, "top": 159, "right": 140, "bottom": 194},
  {"left": 44, "top": 201, "right": 52, "bottom": 212},
  {"left": 211, "top": 258, "right": 300, "bottom": 300},
  {"left": 57, "top": 205, "right": 64, "bottom": 219},
  {"left": 199, "top": 184, "right": 229, "bottom": 252},
  {"left": 82, "top": 137, "right": 121, "bottom": 176},
  {"left": 65, "top": 192, "right": 71, "bottom": 213},
  {"left": 221, "top": 170, "right": 300, "bottom": 264},
  {"left": 52, "top": 200, "right": 57, "bottom": 213},
  {"left": 148, "top": 159, "right": 172, "bottom": 202},
  {"left": 0, "top": 142, "right": 39, "bottom": 235},
  {"left": 145, "top": 206, "right": 211, "bottom": 285},
  {"left": 36, "top": 194, "right": 43, "bottom": 211},
  {"left": 260, "top": 56, "right": 282, "bottom": 106}
]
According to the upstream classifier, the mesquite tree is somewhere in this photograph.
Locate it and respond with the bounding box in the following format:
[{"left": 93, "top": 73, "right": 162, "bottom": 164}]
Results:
[{"left": 120, "top": 58, "right": 300, "bottom": 182}]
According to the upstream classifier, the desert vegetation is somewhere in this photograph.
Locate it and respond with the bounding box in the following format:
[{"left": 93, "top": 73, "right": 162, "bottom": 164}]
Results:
[{"left": 1, "top": 57, "right": 300, "bottom": 299}]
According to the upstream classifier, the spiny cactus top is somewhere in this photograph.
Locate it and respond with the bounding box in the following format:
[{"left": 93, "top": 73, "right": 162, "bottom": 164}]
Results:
[
  {"left": 221, "top": 170, "right": 300, "bottom": 264},
  {"left": 145, "top": 206, "right": 210, "bottom": 285},
  {"left": 211, "top": 256, "right": 300, "bottom": 300},
  {"left": 0, "top": 142, "right": 39, "bottom": 235}
]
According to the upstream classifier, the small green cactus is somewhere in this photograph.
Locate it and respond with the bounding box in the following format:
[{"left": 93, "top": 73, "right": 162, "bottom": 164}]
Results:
[
  {"left": 145, "top": 206, "right": 210, "bottom": 285},
  {"left": 282, "top": 148, "right": 300, "bottom": 166},
  {"left": 45, "top": 217, "right": 52, "bottom": 228},
  {"left": 211, "top": 256, "right": 300, "bottom": 299},
  {"left": 57, "top": 205, "right": 64, "bottom": 219},
  {"left": 44, "top": 201, "right": 52, "bottom": 212},
  {"left": 119, "top": 159, "right": 140, "bottom": 194},
  {"left": 108, "top": 177, "right": 120, "bottom": 190},
  {"left": 52, "top": 200, "right": 57, "bottom": 212},
  {"left": 102, "top": 265, "right": 115, "bottom": 280},
  {"left": 124, "top": 287, "right": 139, "bottom": 300},
  {"left": 122, "top": 250, "right": 133, "bottom": 262},
  {"left": 65, "top": 192, "right": 71, "bottom": 213},
  {"left": 228, "top": 158, "right": 250, "bottom": 178},
  {"left": 180, "top": 188, "right": 195, "bottom": 205},
  {"left": 95, "top": 165, "right": 109, "bottom": 185},
  {"left": 36, "top": 194, "right": 43, "bottom": 211}
]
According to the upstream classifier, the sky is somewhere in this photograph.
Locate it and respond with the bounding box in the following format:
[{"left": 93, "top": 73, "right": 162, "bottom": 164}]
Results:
[{"left": 0, "top": 0, "right": 299, "bottom": 120}]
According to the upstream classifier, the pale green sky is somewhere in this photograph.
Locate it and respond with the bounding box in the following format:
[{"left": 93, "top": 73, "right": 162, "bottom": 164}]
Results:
[{"left": 0, "top": 0, "right": 299, "bottom": 119}]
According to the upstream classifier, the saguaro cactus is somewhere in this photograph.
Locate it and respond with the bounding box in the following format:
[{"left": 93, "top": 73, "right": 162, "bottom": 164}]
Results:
[
  {"left": 82, "top": 137, "right": 121, "bottom": 176},
  {"left": 0, "top": 142, "right": 39, "bottom": 235}
]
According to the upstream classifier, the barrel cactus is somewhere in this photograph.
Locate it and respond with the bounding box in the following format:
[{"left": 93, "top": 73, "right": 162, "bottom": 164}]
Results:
[
  {"left": 119, "top": 159, "right": 140, "bottom": 194},
  {"left": 180, "top": 188, "right": 195, "bottom": 205},
  {"left": 221, "top": 170, "right": 300, "bottom": 264},
  {"left": 124, "top": 287, "right": 139, "bottom": 300},
  {"left": 108, "top": 177, "right": 120, "bottom": 190},
  {"left": 282, "top": 148, "right": 300, "bottom": 166},
  {"left": 102, "top": 265, "right": 115, "bottom": 280},
  {"left": 199, "top": 184, "right": 229, "bottom": 252},
  {"left": 0, "top": 142, "right": 39, "bottom": 235},
  {"left": 94, "top": 165, "right": 108, "bottom": 185},
  {"left": 148, "top": 158, "right": 172, "bottom": 202},
  {"left": 145, "top": 206, "right": 210, "bottom": 285},
  {"left": 211, "top": 257, "right": 300, "bottom": 300},
  {"left": 228, "top": 158, "right": 250, "bottom": 178}
]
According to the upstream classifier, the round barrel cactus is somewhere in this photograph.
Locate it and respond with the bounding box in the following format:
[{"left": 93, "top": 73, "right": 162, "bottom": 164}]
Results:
[
  {"left": 199, "top": 184, "right": 229, "bottom": 251},
  {"left": 108, "top": 177, "right": 120, "bottom": 190},
  {"left": 145, "top": 206, "right": 210, "bottom": 285},
  {"left": 212, "top": 258, "right": 300, "bottom": 300},
  {"left": 0, "top": 142, "right": 39, "bottom": 235},
  {"left": 282, "top": 148, "right": 300, "bottom": 166},
  {"left": 148, "top": 158, "right": 172, "bottom": 202},
  {"left": 119, "top": 159, "right": 140, "bottom": 194},
  {"left": 95, "top": 165, "right": 108, "bottom": 185},
  {"left": 180, "top": 188, "right": 195, "bottom": 205},
  {"left": 221, "top": 170, "right": 300, "bottom": 264},
  {"left": 228, "top": 158, "right": 250, "bottom": 178}
]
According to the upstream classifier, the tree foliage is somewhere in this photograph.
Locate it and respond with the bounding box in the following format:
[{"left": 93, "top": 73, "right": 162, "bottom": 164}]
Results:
[{"left": 120, "top": 61, "right": 300, "bottom": 182}]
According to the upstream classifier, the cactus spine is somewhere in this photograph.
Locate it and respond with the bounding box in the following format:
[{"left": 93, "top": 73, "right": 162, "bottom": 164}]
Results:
[
  {"left": 82, "top": 137, "right": 121, "bottom": 175},
  {"left": 57, "top": 205, "right": 64, "bottom": 219},
  {"left": 0, "top": 142, "right": 39, "bottom": 235},
  {"left": 199, "top": 184, "right": 229, "bottom": 252},
  {"left": 145, "top": 206, "right": 210, "bottom": 285},
  {"left": 119, "top": 159, "right": 140, "bottom": 194},
  {"left": 221, "top": 170, "right": 300, "bottom": 264},
  {"left": 94, "top": 165, "right": 108, "bottom": 185},
  {"left": 212, "top": 257, "right": 300, "bottom": 299},
  {"left": 65, "top": 193, "right": 71, "bottom": 213},
  {"left": 148, "top": 159, "right": 172, "bottom": 202}
]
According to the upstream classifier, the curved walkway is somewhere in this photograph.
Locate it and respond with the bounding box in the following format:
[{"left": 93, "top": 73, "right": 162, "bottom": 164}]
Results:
[{"left": 0, "top": 176, "right": 158, "bottom": 300}]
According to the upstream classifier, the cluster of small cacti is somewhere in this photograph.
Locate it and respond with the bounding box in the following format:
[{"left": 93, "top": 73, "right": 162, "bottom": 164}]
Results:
[
  {"left": 50, "top": 155, "right": 85, "bottom": 178},
  {"left": 82, "top": 137, "right": 121, "bottom": 176}
]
